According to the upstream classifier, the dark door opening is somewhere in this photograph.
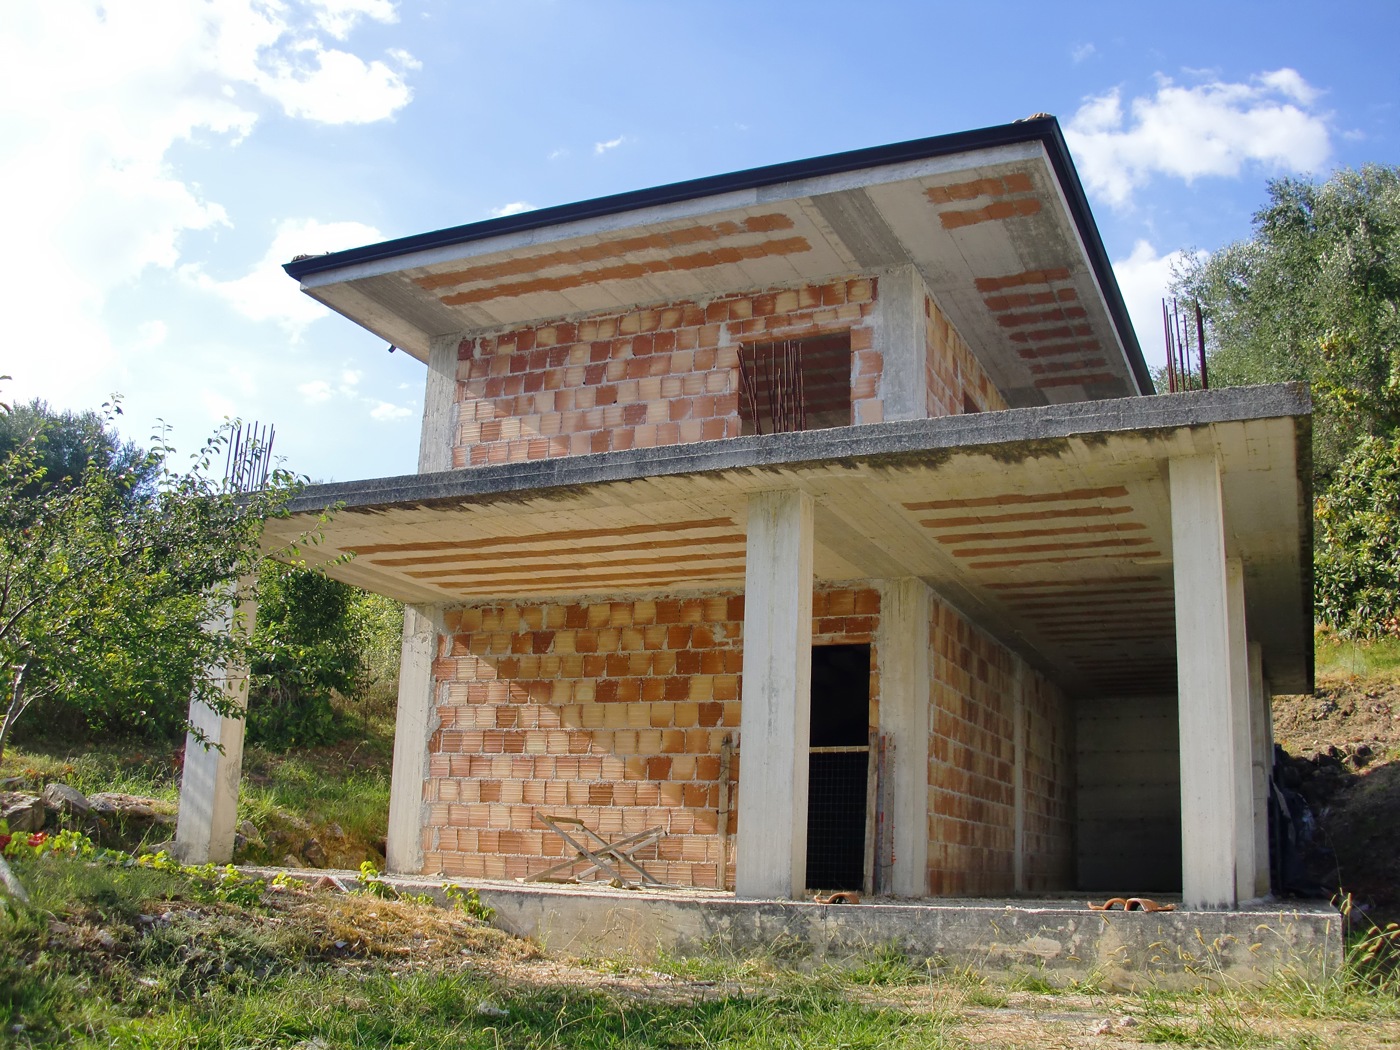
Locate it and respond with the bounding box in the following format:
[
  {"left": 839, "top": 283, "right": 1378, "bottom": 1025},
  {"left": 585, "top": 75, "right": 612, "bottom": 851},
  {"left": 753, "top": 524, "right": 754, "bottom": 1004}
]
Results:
[{"left": 806, "top": 643, "right": 872, "bottom": 892}]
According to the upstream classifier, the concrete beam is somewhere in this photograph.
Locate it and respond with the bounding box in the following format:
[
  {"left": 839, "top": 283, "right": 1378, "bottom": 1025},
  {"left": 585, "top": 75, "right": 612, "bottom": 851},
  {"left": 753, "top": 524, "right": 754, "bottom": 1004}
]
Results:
[
  {"left": 386, "top": 605, "right": 443, "bottom": 874},
  {"left": 877, "top": 267, "right": 928, "bottom": 422},
  {"left": 736, "top": 489, "right": 814, "bottom": 899},
  {"left": 1170, "top": 455, "right": 1246, "bottom": 908},
  {"left": 174, "top": 588, "right": 256, "bottom": 864},
  {"left": 877, "top": 578, "right": 932, "bottom": 896}
]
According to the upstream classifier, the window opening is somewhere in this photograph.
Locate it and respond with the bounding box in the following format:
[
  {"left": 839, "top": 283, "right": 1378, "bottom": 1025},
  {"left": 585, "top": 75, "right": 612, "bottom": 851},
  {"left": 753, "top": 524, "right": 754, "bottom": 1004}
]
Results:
[
  {"left": 806, "top": 643, "right": 872, "bottom": 892},
  {"left": 737, "top": 332, "right": 852, "bottom": 435}
]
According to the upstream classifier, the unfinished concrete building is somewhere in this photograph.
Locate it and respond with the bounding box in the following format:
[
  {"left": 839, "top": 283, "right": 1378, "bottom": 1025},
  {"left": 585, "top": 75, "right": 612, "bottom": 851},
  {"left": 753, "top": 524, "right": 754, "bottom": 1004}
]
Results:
[{"left": 190, "top": 117, "right": 1312, "bottom": 917}]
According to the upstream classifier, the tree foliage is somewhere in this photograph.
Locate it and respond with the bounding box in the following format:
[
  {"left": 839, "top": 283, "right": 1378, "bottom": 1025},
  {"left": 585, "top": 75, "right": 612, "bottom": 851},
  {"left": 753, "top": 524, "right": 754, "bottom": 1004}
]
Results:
[
  {"left": 0, "top": 397, "right": 305, "bottom": 761},
  {"left": 1174, "top": 166, "right": 1400, "bottom": 636},
  {"left": 1315, "top": 436, "right": 1400, "bottom": 637},
  {"left": 246, "top": 564, "right": 402, "bottom": 748},
  {"left": 1174, "top": 165, "right": 1400, "bottom": 480}
]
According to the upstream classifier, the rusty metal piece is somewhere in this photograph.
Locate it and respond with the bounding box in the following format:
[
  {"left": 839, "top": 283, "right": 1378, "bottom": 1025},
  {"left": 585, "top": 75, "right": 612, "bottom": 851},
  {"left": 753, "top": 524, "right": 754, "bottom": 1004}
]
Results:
[
  {"left": 1089, "top": 897, "right": 1176, "bottom": 912},
  {"left": 813, "top": 890, "right": 862, "bottom": 905}
]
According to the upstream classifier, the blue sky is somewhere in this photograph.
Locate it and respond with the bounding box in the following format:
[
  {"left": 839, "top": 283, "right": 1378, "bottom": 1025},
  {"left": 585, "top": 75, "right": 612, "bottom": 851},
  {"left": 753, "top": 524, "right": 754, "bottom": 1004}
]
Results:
[{"left": 3, "top": 0, "right": 1397, "bottom": 482}]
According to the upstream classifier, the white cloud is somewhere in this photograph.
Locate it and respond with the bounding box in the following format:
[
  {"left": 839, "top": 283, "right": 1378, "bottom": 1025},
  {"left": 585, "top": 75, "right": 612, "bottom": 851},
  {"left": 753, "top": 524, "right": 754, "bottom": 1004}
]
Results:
[
  {"left": 594, "top": 135, "right": 628, "bottom": 155},
  {"left": 185, "top": 218, "right": 385, "bottom": 336},
  {"left": 1072, "top": 43, "right": 1096, "bottom": 64},
  {"left": 370, "top": 400, "right": 414, "bottom": 421},
  {"left": 490, "top": 201, "right": 536, "bottom": 218},
  {"left": 310, "top": 0, "right": 398, "bottom": 40},
  {"left": 548, "top": 147, "right": 570, "bottom": 161},
  {"left": 299, "top": 379, "right": 334, "bottom": 404},
  {"left": 1065, "top": 69, "right": 1331, "bottom": 207},
  {"left": 1112, "top": 240, "right": 1208, "bottom": 372},
  {"left": 0, "top": 1, "right": 415, "bottom": 404}
]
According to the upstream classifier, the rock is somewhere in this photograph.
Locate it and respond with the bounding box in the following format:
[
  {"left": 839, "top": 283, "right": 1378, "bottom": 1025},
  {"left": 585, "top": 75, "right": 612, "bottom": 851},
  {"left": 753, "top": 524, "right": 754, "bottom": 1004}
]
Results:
[
  {"left": 302, "top": 838, "right": 327, "bottom": 868},
  {"left": 140, "top": 839, "right": 177, "bottom": 857},
  {"left": 237, "top": 819, "right": 264, "bottom": 848},
  {"left": 327, "top": 823, "right": 344, "bottom": 840},
  {"left": 41, "top": 783, "right": 91, "bottom": 817},
  {"left": 1, "top": 794, "right": 46, "bottom": 833},
  {"left": 281, "top": 854, "right": 305, "bottom": 869}
]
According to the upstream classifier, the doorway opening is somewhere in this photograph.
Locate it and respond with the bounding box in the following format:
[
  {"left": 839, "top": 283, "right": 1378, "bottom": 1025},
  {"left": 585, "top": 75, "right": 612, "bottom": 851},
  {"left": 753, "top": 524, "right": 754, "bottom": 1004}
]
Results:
[{"left": 806, "top": 643, "right": 872, "bottom": 892}]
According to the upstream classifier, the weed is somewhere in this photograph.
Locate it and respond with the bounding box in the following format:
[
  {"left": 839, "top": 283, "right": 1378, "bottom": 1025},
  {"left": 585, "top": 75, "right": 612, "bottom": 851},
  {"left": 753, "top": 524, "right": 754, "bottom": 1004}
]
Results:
[
  {"left": 844, "top": 943, "right": 929, "bottom": 987},
  {"left": 443, "top": 881, "right": 496, "bottom": 922}
]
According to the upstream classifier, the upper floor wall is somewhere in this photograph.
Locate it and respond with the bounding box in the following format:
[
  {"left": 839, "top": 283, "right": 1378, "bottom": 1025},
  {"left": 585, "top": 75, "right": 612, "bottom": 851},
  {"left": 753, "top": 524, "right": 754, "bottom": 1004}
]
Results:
[{"left": 450, "top": 270, "right": 1005, "bottom": 468}]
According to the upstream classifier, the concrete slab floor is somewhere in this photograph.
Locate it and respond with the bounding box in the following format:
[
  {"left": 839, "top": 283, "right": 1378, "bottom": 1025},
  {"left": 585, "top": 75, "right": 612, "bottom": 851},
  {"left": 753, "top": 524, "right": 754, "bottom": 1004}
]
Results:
[{"left": 243, "top": 866, "right": 1340, "bottom": 992}]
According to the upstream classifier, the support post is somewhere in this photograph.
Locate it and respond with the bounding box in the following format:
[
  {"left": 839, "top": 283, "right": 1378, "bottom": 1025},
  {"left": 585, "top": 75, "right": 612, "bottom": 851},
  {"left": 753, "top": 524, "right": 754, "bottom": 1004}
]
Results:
[
  {"left": 1013, "top": 661, "right": 1028, "bottom": 894},
  {"left": 419, "top": 334, "right": 459, "bottom": 473},
  {"left": 1225, "top": 559, "right": 1258, "bottom": 901},
  {"left": 174, "top": 583, "right": 256, "bottom": 864},
  {"left": 877, "top": 578, "right": 932, "bottom": 897},
  {"left": 735, "top": 489, "right": 813, "bottom": 899},
  {"left": 876, "top": 266, "right": 928, "bottom": 421},
  {"left": 386, "top": 605, "right": 443, "bottom": 873},
  {"left": 1248, "top": 642, "right": 1272, "bottom": 898},
  {"left": 1169, "top": 455, "right": 1250, "bottom": 908}
]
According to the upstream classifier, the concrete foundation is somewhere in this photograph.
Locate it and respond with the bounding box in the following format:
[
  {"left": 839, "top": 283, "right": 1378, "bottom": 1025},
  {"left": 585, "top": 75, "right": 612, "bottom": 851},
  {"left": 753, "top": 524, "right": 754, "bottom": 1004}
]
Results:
[{"left": 267, "top": 866, "right": 1340, "bottom": 991}]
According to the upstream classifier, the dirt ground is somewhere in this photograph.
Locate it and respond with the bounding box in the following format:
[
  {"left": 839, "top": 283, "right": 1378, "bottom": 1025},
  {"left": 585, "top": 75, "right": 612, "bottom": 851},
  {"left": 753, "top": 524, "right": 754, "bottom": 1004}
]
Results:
[{"left": 1273, "top": 673, "right": 1400, "bottom": 921}]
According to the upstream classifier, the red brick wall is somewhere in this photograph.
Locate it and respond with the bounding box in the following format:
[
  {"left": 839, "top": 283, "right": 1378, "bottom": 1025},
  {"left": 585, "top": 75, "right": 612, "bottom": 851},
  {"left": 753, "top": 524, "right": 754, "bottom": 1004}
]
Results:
[
  {"left": 1022, "top": 670, "right": 1075, "bottom": 891},
  {"left": 452, "top": 279, "right": 879, "bottom": 467},
  {"left": 925, "top": 294, "right": 1007, "bottom": 416},
  {"left": 927, "top": 596, "right": 1072, "bottom": 895},
  {"left": 423, "top": 587, "right": 880, "bottom": 887}
]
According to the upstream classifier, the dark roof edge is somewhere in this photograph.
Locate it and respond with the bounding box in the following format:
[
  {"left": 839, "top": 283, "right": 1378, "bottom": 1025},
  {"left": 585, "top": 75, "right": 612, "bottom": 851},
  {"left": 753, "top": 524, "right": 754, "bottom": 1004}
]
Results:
[
  {"left": 283, "top": 117, "right": 1151, "bottom": 396},
  {"left": 284, "top": 383, "right": 1310, "bottom": 516},
  {"left": 1037, "top": 120, "right": 1154, "bottom": 396}
]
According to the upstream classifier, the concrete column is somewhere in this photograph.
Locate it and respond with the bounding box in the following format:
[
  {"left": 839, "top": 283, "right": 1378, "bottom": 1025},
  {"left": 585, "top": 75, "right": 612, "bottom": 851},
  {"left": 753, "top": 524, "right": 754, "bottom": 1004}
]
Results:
[
  {"left": 877, "top": 266, "right": 928, "bottom": 421},
  {"left": 174, "top": 584, "right": 256, "bottom": 864},
  {"left": 877, "top": 578, "right": 932, "bottom": 897},
  {"left": 1012, "top": 661, "right": 1027, "bottom": 894},
  {"left": 386, "top": 605, "right": 443, "bottom": 874},
  {"left": 1169, "top": 455, "right": 1248, "bottom": 908},
  {"left": 1248, "top": 642, "right": 1272, "bottom": 898},
  {"left": 1225, "top": 559, "right": 1258, "bottom": 902},
  {"left": 735, "top": 489, "right": 814, "bottom": 899},
  {"left": 419, "top": 334, "right": 459, "bottom": 473}
]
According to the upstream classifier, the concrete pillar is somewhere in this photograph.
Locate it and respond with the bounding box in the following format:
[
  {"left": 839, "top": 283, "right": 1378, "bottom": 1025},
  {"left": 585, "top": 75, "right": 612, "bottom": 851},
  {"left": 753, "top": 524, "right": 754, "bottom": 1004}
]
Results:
[
  {"left": 1225, "top": 559, "right": 1258, "bottom": 902},
  {"left": 877, "top": 578, "right": 932, "bottom": 897},
  {"left": 1012, "top": 661, "right": 1028, "bottom": 894},
  {"left": 877, "top": 266, "right": 928, "bottom": 421},
  {"left": 419, "top": 334, "right": 459, "bottom": 473},
  {"left": 735, "top": 489, "right": 814, "bottom": 899},
  {"left": 174, "top": 584, "right": 256, "bottom": 864},
  {"left": 386, "top": 605, "right": 443, "bottom": 873},
  {"left": 1169, "top": 455, "right": 1250, "bottom": 908},
  {"left": 1248, "top": 642, "right": 1272, "bottom": 898}
]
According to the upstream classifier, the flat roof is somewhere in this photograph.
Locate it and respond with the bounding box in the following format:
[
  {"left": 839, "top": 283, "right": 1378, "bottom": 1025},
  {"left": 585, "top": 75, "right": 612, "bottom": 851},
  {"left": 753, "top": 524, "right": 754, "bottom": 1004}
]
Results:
[{"left": 282, "top": 117, "right": 1153, "bottom": 407}]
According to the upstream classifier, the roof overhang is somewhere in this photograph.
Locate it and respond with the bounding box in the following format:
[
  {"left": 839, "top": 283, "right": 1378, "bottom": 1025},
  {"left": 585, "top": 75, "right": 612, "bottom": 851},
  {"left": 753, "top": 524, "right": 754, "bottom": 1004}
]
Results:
[
  {"left": 268, "top": 384, "right": 1313, "bottom": 698},
  {"left": 284, "top": 118, "right": 1151, "bottom": 408}
]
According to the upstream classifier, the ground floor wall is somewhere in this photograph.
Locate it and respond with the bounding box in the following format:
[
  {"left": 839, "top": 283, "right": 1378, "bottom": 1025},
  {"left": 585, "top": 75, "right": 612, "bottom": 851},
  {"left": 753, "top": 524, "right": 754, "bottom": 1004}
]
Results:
[
  {"left": 927, "top": 597, "right": 1075, "bottom": 895},
  {"left": 420, "top": 583, "right": 1075, "bottom": 895},
  {"left": 1075, "top": 693, "right": 1181, "bottom": 892}
]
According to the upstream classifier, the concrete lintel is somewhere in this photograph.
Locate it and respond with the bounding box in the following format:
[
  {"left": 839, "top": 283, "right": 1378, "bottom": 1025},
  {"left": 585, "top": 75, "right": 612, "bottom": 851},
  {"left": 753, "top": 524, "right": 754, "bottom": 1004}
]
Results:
[
  {"left": 386, "top": 605, "right": 443, "bottom": 874},
  {"left": 1170, "top": 454, "right": 1240, "bottom": 908},
  {"left": 877, "top": 579, "right": 932, "bottom": 896},
  {"left": 736, "top": 489, "right": 814, "bottom": 899}
]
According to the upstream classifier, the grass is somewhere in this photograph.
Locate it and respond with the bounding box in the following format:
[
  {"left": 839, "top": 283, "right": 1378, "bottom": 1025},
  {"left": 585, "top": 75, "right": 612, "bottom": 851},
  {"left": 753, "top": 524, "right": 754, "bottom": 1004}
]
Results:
[
  {"left": 5, "top": 849, "right": 1400, "bottom": 1048},
  {"left": 1314, "top": 626, "right": 1400, "bottom": 680},
  {"left": 0, "top": 722, "right": 394, "bottom": 867}
]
